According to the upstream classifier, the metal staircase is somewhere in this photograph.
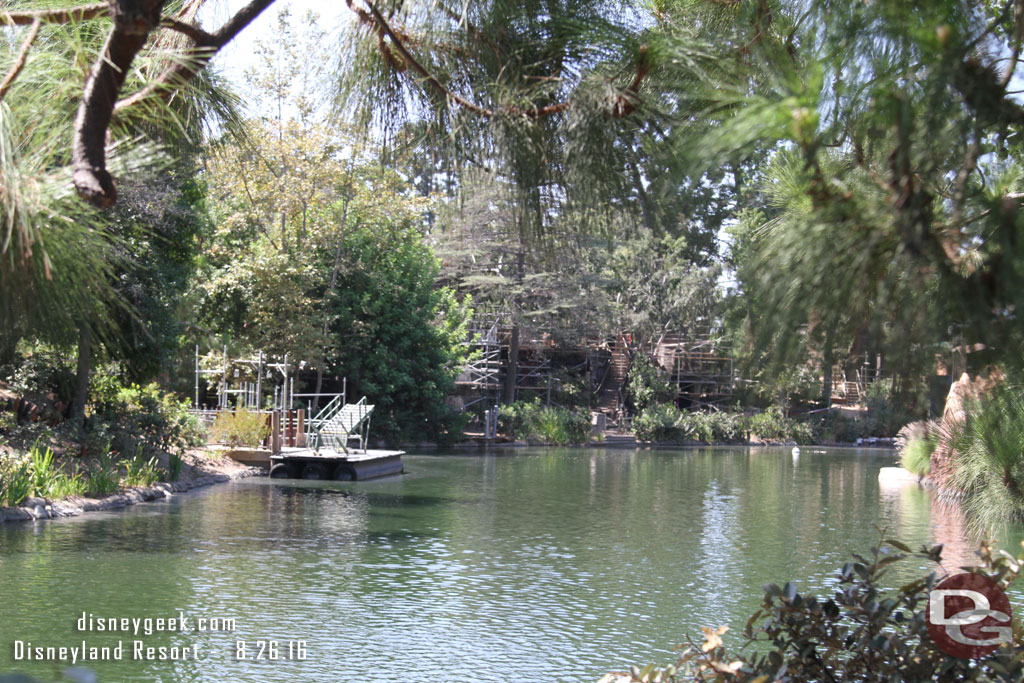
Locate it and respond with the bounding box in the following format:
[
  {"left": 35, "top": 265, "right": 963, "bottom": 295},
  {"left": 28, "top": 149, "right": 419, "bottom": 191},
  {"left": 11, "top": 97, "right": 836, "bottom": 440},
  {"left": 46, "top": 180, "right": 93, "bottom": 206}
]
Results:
[{"left": 310, "top": 396, "right": 374, "bottom": 453}]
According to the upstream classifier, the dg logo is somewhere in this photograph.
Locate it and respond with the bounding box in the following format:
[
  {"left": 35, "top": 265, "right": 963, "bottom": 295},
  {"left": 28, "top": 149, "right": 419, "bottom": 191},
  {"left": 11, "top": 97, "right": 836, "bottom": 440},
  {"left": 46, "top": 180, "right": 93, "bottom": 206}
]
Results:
[{"left": 927, "top": 573, "right": 1014, "bottom": 658}]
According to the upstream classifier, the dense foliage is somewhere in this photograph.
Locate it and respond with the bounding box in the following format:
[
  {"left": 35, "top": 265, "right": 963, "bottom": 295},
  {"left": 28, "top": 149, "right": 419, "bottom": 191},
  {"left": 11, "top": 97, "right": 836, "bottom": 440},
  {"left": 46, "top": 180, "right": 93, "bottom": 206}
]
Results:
[
  {"left": 88, "top": 371, "right": 205, "bottom": 458},
  {"left": 948, "top": 383, "right": 1024, "bottom": 528},
  {"left": 622, "top": 540, "right": 1024, "bottom": 681},
  {"left": 210, "top": 409, "right": 270, "bottom": 448},
  {"left": 497, "top": 399, "right": 591, "bottom": 445}
]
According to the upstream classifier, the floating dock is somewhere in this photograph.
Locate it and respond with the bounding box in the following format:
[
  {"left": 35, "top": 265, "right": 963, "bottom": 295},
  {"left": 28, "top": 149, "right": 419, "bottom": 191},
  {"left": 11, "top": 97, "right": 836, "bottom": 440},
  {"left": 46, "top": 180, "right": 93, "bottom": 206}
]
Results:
[{"left": 269, "top": 447, "right": 404, "bottom": 481}]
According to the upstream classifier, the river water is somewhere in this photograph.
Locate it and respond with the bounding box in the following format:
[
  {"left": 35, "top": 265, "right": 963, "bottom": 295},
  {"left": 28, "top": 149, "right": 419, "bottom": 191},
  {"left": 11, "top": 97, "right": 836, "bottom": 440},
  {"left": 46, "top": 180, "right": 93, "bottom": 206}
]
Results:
[{"left": 0, "top": 447, "right": 1017, "bottom": 682}]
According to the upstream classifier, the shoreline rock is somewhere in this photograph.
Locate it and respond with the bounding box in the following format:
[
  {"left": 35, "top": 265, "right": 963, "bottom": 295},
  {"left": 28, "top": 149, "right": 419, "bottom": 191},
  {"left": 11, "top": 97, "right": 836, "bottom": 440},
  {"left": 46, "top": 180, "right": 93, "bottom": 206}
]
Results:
[{"left": 0, "top": 466, "right": 262, "bottom": 524}]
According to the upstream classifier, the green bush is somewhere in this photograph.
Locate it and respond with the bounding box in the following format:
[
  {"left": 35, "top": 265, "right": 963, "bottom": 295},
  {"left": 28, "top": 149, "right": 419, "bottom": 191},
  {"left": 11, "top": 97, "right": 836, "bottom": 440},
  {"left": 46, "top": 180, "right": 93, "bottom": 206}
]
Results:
[
  {"left": 948, "top": 385, "right": 1024, "bottom": 528},
  {"left": 30, "top": 441, "right": 58, "bottom": 497},
  {"left": 0, "top": 456, "right": 32, "bottom": 506},
  {"left": 749, "top": 406, "right": 815, "bottom": 444},
  {"left": 626, "top": 354, "right": 674, "bottom": 414},
  {"left": 90, "top": 373, "right": 205, "bottom": 457},
  {"left": 122, "top": 453, "right": 161, "bottom": 488},
  {"left": 497, "top": 399, "right": 590, "bottom": 445},
  {"left": 85, "top": 452, "right": 121, "bottom": 497},
  {"left": 633, "top": 403, "right": 689, "bottom": 442},
  {"left": 896, "top": 421, "right": 938, "bottom": 478},
  {"left": 209, "top": 408, "right": 270, "bottom": 447},
  {"left": 635, "top": 407, "right": 749, "bottom": 444},
  {"left": 47, "top": 472, "right": 88, "bottom": 498},
  {"left": 168, "top": 453, "right": 184, "bottom": 481},
  {"left": 709, "top": 411, "right": 745, "bottom": 443},
  {"left": 864, "top": 380, "right": 914, "bottom": 437},
  {"left": 685, "top": 411, "right": 714, "bottom": 443},
  {"left": 749, "top": 406, "right": 790, "bottom": 442},
  {"left": 4, "top": 345, "right": 76, "bottom": 405},
  {"left": 806, "top": 410, "right": 870, "bottom": 443},
  {"left": 900, "top": 437, "right": 934, "bottom": 477},
  {"left": 623, "top": 540, "right": 1024, "bottom": 681},
  {"left": 0, "top": 442, "right": 95, "bottom": 504}
]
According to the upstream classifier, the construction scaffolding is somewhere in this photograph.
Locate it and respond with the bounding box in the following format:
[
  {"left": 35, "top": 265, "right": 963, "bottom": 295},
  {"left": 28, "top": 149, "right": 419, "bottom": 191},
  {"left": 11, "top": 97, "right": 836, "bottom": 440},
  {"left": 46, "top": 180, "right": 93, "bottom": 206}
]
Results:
[
  {"left": 191, "top": 346, "right": 344, "bottom": 425},
  {"left": 655, "top": 333, "right": 735, "bottom": 409}
]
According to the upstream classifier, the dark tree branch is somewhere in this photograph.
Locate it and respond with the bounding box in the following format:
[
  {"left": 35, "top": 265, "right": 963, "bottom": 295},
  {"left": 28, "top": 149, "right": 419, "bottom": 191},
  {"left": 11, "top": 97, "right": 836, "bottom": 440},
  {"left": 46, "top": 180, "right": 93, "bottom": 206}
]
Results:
[
  {"left": 949, "top": 126, "right": 981, "bottom": 228},
  {"left": 0, "top": 19, "right": 41, "bottom": 102},
  {"left": 361, "top": 0, "right": 494, "bottom": 117},
  {"left": 0, "top": 3, "right": 108, "bottom": 26},
  {"left": 159, "top": 16, "right": 216, "bottom": 46},
  {"left": 72, "top": 0, "right": 276, "bottom": 206},
  {"left": 1001, "top": 0, "right": 1024, "bottom": 88},
  {"left": 115, "top": 0, "right": 276, "bottom": 112},
  {"left": 73, "top": 0, "right": 167, "bottom": 207}
]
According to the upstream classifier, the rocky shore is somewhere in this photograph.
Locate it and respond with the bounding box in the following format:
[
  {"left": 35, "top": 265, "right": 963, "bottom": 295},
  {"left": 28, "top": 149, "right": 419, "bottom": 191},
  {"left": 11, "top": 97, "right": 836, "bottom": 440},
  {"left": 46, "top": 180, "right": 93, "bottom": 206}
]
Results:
[{"left": 0, "top": 463, "right": 262, "bottom": 523}]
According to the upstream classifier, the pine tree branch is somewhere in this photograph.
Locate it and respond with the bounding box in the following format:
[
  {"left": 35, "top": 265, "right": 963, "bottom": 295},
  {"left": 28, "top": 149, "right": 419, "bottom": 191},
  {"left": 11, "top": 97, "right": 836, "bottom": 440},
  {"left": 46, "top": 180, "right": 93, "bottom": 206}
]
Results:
[
  {"left": 357, "top": 0, "right": 647, "bottom": 120},
  {"left": 159, "top": 16, "right": 216, "bottom": 46},
  {"left": 360, "top": 0, "right": 494, "bottom": 117},
  {"left": 73, "top": 0, "right": 167, "bottom": 208},
  {"left": 114, "top": 0, "right": 276, "bottom": 113},
  {"left": 72, "top": 0, "right": 277, "bottom": 206},
  {"left": 0, "top": 19, "right": 41, "bottom": 102},
  {"left": 0, "top": 3, "right": 109, "bottom": 26}
]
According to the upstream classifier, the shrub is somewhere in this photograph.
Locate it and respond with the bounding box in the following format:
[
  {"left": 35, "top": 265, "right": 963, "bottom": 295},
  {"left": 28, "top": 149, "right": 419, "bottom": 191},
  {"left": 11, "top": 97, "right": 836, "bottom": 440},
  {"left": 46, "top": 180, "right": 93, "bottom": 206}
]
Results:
[
  {"left": 30, "top": 441, "right": 59, "bottom": 497},
  {"left": 626, "top": 354, "right": 674, "bottom": 414},
  {"left": 685, "top": 411, "right": 714, "bottom": 443},
  {"left": 749, "top": 406, "right": 790, "bottom": 442},
  {"left": 864, "top": 379, "right": 916, "bottom": 437},
  {"left": 209, "top": 408, "right": 270, "bottom": 447},
  {"left": 947, "top": 385, "right": 1024, "bottom": 528},
  {"left": 622, "top": 540, "right": 1024, "bottom": 681},
  {"left": 47, "top": 473, "right": 88, "bottom": 499},
  {"left": 4, "top": 345, "right": 76, "bottom": 405},
  {"left": 0, "top": 456, "right": 32, "bottom": 506},
  {"left": 497, "top": 399, "right": 590, "bottom": 445},
  {"left": 633, "top": 403, "right": 689, "bottom": 442},
  {"left": 789, "top": 420, "right": 814, "bottom": 445},
  {"left": 806, "top": 410, "right": 870, "bottom": 444},
  {"left": 168, "top": 453, "right": 184, "bottom": 481},
  {"left": 85, "top": 452, "right": 121, "bottom": 497},
  {"left": 90, "top": 372, "right": 205, "bottom": 457},
  {"left": 896, "top": 420, "right": 938, "bottom": 478},
  {"left": 122, "top": 453, "right": 161, "bottom": 488},
  {"left": 707, "top": 411, "right": 745, "bottom": 443}
]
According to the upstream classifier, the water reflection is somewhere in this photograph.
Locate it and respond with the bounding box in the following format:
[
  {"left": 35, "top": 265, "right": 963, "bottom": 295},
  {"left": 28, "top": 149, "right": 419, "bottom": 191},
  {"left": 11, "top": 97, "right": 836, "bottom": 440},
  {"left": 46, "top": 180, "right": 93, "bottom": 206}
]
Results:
[{"left": 0, "top": 447, "right": 1018, "bottom": 683}]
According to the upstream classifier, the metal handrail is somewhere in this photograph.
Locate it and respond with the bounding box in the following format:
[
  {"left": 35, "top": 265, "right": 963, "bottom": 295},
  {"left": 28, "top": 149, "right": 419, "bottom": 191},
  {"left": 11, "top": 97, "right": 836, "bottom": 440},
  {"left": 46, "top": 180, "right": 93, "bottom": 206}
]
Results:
[{"left": 311, "top": 396, "right": 371, "bottom": 452}]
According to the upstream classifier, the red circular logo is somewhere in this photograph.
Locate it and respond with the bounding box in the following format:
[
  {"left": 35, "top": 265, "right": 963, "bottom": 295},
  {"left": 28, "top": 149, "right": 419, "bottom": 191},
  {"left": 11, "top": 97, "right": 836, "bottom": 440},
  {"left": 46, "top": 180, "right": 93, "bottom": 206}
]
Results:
[{"left": 927, "top": 573, "right": 1013, "bottom": 658}]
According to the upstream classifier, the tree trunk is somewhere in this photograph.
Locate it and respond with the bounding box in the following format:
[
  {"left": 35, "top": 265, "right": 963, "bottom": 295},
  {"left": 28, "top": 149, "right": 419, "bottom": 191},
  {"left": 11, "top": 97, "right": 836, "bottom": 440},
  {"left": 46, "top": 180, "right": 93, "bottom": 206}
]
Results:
[
  {"left": 71, "top": 325, "right": 92, "bottom": 429},
  {"left": 280, "top": 209, "right": 287, "bottom": 253},
  {"left": 0, "top": 328, "right": 19, "bottom": 368},
  {"left": 821, "top": 325, "right": 835, "bottom": 407},
  {"left": 503, "top": 324, "right": 520, "bottom": 404},
  {"left": 312, "top": 200, "right": 354, "bottom": 416}
]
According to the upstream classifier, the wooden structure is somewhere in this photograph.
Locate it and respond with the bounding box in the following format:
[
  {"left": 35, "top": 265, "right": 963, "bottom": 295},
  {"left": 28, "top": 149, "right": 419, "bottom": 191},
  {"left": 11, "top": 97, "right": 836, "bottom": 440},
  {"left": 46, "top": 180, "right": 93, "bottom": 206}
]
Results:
[
  {"left": 453, "top": 313, "right": 737, "bottom": 427},
  {"left": 654, "top": 333, "right": 735, "bottom": 409}
]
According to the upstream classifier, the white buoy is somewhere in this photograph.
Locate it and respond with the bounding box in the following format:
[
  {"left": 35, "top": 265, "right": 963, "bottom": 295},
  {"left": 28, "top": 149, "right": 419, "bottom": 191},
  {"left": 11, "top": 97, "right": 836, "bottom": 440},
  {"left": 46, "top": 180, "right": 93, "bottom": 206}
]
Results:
[{"left": 791, "top": 446, "right": 801, "bottom": 456}]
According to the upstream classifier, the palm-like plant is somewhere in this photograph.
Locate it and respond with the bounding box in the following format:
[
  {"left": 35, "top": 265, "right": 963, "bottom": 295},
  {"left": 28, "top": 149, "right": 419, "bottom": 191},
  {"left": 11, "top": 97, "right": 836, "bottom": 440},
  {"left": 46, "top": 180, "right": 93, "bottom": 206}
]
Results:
[{"left": 0, "top": 1, "right": 252, "bottom": 416}]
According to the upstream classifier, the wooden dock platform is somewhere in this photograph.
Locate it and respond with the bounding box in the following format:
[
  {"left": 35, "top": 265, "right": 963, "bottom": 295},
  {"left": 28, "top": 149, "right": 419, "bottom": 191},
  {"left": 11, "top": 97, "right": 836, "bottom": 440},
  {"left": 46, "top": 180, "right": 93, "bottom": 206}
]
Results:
[{"left": 269, "top": 447, "right": 404, "bottom": 481}]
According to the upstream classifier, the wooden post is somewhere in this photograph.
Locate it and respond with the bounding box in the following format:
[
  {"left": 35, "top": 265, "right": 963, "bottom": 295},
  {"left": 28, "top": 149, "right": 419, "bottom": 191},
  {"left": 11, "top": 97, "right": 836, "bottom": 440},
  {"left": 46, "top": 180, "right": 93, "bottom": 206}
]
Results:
[
  {"left": 271, "top": 410, "right": 281, "bottom": 454},
  {"left": 296, "top": 409, "right": 306, "bottom": 447}
]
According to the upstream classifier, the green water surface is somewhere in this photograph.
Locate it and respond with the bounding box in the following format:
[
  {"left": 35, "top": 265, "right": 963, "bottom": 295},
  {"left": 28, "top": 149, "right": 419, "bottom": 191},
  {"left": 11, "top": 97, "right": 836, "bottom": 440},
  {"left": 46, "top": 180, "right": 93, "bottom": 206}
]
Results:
[{"left": 0, "top": 447, "right": 1012, "bottom": 682}]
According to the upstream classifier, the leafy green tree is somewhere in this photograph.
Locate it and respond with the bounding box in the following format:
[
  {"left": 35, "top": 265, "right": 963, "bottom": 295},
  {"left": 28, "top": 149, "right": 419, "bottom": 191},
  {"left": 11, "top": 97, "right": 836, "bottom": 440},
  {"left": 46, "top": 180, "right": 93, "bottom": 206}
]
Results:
[{"left": 324, "top": 220, "right": 472, "bottom": 442}]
